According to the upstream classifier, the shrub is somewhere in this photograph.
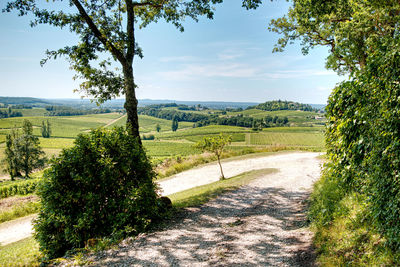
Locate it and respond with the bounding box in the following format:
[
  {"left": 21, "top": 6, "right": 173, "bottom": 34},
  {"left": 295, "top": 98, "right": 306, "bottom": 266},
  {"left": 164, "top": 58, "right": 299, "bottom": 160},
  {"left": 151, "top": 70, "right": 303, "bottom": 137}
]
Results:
[{"left": 34, "top": 127, "right": 165, "bottom": 259}]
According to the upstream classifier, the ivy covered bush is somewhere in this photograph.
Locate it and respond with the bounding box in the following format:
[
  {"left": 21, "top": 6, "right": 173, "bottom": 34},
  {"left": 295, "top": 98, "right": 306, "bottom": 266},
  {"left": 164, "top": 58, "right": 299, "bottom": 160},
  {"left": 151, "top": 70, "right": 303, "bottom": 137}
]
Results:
[
  {"left": 310, "top": 35, "right": 400, "bottom": 251},
  {"left": 34, "top": 127, "right": 165, "bottom": 259}
]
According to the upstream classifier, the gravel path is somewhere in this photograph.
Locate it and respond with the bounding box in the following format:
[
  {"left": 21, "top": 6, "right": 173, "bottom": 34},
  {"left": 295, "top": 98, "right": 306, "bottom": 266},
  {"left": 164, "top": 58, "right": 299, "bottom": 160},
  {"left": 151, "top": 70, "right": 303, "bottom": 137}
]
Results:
[
  {"left": 86, "top": 152, "right": 322, "bottom": 266},
  {"left": 0, "top": 214, "right": 37, "bottom": 246},
  {"left": 0, "top": 151, "right": 321, "bottom": 257}
]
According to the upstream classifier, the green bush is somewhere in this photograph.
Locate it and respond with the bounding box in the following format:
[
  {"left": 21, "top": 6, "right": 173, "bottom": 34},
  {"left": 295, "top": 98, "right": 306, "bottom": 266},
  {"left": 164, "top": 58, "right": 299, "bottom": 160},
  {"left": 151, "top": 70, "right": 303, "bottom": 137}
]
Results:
[
  {"left": 310, "top": 35, "right": 400, "bottom": 256},
  {"left": 34, "top": 127, "right": 165, "bottom": 259},
  {"left": 0, "top": 179, "right": 40, "bottom": 198}
]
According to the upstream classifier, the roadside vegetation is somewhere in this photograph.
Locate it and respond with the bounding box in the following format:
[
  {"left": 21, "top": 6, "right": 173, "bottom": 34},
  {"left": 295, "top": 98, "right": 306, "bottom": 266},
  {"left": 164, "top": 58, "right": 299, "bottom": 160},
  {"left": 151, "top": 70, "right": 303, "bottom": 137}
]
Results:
[
  {"left": 0, "top": 167, "right": 277, "bottom": 266},
  {"left": 272, "top": 0, "right": 400, "bottom": 265}
]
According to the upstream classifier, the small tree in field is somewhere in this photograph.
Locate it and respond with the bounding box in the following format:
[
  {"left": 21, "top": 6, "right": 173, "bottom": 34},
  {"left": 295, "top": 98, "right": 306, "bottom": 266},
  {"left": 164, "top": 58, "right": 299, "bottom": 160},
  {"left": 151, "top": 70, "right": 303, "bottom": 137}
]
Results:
[
  {"left": 41, "top": 120, "right": 51, "bottom": 138},
  {"left": 4, "top": 128, "right": 21, "bottom": 180},
  {"left": 3, "top": 120, "right": 46, "bottom": 178},
  {"left": 171, "top": 116, "right": 179, "bottom": 132},
  {"left": 195, "top": 134, "right": 232, "bottom": 180}
]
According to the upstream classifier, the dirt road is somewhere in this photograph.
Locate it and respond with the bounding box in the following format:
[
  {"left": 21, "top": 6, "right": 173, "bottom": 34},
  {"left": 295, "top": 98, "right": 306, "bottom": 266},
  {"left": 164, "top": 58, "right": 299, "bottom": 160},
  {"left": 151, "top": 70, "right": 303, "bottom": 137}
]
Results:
[
  {"left": 85, "top": 152, "right": 322, "bottom": 266},
  {"left": 0, "top": 152, "right": 321, "bottom": 256}
]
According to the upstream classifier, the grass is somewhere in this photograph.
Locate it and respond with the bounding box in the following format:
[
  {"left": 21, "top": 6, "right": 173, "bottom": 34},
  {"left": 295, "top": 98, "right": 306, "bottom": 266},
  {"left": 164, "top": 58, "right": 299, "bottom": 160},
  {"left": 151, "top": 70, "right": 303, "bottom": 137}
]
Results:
[
  {"left": 157, "top": 125, "right": 248, "bottom": 140},
  {"left": 247, "top": 131, "right": 324, "bottom": 148},
  {"left": 107, "top": 115, "right": 194, "bottom": 133},
  {"left": 312, "top": 193, "right": 398, "bottom": 266},
  {"left": 0, "top": 237, "right": 40, "bottom": 266},
  {"left": 169, "top": 168, "right": 277, "bottom": 208},
  {"left": 0, "top": 200, "right": 40, "bottom": 223},
  {"left": 144, "top": 140, "right": 200, "bottom": 158}
]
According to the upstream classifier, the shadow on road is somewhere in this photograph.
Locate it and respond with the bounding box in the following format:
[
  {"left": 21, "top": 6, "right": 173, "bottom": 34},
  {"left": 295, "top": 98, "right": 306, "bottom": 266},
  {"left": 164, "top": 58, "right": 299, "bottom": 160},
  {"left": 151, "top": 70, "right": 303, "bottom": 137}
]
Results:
[{"left": 93, "top": 184, "right": 317, "bottom": 267}]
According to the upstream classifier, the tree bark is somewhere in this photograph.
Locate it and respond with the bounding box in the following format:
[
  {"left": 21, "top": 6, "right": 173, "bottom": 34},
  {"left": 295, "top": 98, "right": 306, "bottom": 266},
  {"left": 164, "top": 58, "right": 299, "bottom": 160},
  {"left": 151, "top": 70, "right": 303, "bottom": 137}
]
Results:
[
  {"left": 123, "top": 65, "right": 141, "bottom": 143},
  {"left": 217, "top": 155, "right": 225, "bottom": 180}
]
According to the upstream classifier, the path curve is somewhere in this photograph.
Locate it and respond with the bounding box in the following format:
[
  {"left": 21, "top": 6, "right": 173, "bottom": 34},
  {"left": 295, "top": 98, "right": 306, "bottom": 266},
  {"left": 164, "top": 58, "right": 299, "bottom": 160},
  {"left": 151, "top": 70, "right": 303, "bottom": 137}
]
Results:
[
  {"left": 0, "top": 152, "right": 321, "bottom": 248},
  {"left": 86, "top": 151, "right": 322, "bottom": 266}
]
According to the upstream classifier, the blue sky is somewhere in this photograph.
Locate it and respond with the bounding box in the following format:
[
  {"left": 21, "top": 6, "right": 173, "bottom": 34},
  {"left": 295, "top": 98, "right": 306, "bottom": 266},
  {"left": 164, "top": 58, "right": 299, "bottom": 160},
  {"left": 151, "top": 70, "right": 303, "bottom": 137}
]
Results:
[{"left": 0, "top": 0, "right": 345, "bottom": 104}]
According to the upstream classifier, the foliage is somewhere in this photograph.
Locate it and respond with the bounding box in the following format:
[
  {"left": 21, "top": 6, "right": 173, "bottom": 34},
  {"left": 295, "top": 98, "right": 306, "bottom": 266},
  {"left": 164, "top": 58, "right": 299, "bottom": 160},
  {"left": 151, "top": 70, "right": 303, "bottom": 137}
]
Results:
[
  {"left": 3, "top": 120, "right": 46, "bottom": 178},
  {"left": 248, "top": 100, "right": 316, "bottom": 112},
  {"left": 307, "top": 11, "right": 400, "bottom": 267},
  {"left": 141, "top": 134, "right": 155, "bottom": 140},
  {"left": 195, "top": 134, "right": 232, "bottom": 179},
  {"left": 269, "top": 0, "right": 400, "bottom": 75},
  {"left": 45, "top": 106, "right": 111, "bottom": 116},
  {"left": 5, "top": 0, "right": 256, "bottom": 138},
  {"left": 34, "top": 127, "right": 165, "bottom": 259},
  {"left": 171, "top": 116, "right": 179, "bottom": 132},
  {"left": 138, "top": 105, "right": 210, "bottom": 122},
  {"left": 0, "top": 178, "right": 41, "bottom": 199},
  {"left": 0, "top": 108, "right": 23, "bottom": 119},
  {"left": 41, "top": 120, "right": 51, "bottom": 138}
]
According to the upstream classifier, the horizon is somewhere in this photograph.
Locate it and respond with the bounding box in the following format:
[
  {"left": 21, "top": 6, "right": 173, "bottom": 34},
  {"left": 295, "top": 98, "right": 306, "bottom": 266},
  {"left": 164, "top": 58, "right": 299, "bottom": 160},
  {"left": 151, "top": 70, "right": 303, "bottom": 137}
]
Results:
[
  {"left": 0, "top": 1, "right": 343, "bottom": 104},
  {"left": 0, "top": 95, "right": 327, "bottom": 105}
]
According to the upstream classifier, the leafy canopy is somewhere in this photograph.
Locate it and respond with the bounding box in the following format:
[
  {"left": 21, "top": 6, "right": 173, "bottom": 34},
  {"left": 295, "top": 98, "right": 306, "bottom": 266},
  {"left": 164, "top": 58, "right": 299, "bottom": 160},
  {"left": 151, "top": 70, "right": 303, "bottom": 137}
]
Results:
[{"left": 269, "top": 0, "right": 400, "bottom": 74}]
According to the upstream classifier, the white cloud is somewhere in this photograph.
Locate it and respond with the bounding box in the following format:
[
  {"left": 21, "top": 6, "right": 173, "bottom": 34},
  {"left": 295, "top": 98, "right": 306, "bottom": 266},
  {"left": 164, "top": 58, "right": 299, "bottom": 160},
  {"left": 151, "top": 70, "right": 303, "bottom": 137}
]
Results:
[
  {"left": 158, "top": 56, "right": 197, "bottom": 63},
  {"left": 159, "top": 63, "right": 259, "bottom": 80},
  {"left": 262, "top": 69, "right": 337, "bottom": 79}
]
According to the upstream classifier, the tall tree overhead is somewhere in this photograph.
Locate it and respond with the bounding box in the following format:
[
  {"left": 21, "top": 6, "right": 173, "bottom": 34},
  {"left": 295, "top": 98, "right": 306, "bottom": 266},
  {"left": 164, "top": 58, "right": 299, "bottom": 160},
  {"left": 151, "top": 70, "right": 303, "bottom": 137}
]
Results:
[
  {"left": 4, "top": 0, "right": 262, "bottom": 140},
  {"left": 269, "top": 0, "right": 400, "bottom": 75}
]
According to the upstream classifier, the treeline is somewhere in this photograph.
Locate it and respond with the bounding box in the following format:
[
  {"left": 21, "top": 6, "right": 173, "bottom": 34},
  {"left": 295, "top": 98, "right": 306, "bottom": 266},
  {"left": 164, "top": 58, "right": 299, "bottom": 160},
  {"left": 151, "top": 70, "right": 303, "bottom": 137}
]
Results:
[
  {"left": 249, "top": 100, "right": 316, "bottom": 112},
  {"left": 139, "top": 103, "right": 290, "bottom": 128},
  {"left": 138, "top": 105, "right": 210, "bottom": 122},
  {"left": 45, "top": 106, "right": 112, "bottom": 116},
  {"left": 0, "top": 108, "right": 23, "bottom": 119},
  {"left": 194, "top": 115, "right": 289, "bottom": 128}
]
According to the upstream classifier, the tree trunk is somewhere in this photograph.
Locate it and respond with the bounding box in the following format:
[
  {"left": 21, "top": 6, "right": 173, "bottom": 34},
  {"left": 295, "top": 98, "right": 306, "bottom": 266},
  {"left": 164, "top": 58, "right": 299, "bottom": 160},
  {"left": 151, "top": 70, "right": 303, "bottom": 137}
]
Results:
[
  {"left": 217, "top": 155, "right": 225, "bottom": 180},
  {"left": 123, "top": 65, "right": 141, "bottom": 143}
]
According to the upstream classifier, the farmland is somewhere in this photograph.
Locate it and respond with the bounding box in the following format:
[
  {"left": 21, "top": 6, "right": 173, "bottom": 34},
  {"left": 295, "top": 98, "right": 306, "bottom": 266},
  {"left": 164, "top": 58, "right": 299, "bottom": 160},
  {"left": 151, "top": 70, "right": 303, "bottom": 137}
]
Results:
[{"left": 0, "top": 107, "right": 325, "bottom": 174}]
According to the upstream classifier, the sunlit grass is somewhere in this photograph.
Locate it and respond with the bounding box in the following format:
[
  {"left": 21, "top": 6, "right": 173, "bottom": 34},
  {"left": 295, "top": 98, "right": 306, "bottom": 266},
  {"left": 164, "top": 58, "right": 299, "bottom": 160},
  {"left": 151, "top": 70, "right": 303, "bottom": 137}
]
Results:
[{"left": 169, "top": 168, "right": 277, "bottom": 208}]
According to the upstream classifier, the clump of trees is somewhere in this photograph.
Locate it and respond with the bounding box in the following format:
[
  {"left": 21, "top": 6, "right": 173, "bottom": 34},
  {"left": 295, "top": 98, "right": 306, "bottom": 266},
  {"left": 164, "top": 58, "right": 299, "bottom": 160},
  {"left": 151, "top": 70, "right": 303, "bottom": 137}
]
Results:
[
  {"left": 45, "top": 106, "right": 111, "bottom": 116},
  {"left": 0, "top": 107, "right": 23, "bottom": 119},
  {"left": 249, "top": 100, "right": 316, "bottom": 112},
  {"left": 195, "top": 134, "right": 232, "bottom": 180},
  {"left": 34, "top": 128, "right": 167, "bottom": 259},
  {"left": 3, "top": 120, "right": 46, "bottom": 179}
]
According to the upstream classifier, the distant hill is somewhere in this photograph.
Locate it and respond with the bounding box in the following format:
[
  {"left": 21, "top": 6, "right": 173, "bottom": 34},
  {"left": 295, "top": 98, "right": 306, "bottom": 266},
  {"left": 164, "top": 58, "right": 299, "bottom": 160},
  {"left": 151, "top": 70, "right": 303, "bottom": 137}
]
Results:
[
  {"left": 0, "top": 97, "right": 325, "bottom": 111},
  {"left": 0, "top": 97, "right": 49, "bottom": 106},
  {"left": 249, "top": 100, "right": 318, "bottom": 112}
]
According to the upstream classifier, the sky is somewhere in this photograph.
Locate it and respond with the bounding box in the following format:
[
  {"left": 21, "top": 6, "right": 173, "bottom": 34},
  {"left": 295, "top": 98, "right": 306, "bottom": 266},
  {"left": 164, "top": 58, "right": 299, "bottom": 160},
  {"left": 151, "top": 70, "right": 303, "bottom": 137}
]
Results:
[{"left": 0, "top": 1, "right": 346, "bottom": 104}]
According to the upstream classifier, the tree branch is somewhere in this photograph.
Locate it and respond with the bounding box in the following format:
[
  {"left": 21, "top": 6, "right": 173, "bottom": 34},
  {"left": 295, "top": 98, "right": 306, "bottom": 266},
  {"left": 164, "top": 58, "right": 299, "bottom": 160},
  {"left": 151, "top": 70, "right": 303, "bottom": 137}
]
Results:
[{"left": 71, "top": 0, "right": 126, "bottom": 64}]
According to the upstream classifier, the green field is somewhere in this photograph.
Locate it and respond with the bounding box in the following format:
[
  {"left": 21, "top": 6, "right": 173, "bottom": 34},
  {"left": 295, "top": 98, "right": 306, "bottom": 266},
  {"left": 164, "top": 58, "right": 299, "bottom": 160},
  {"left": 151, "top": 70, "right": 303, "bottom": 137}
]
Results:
[
  {"left": 0, "top": 109, "right": 326, "bottom": 174},
  {"left": 107, "top": 114, "right": 194, "bottom": 133},
  {"left": 247, "top": 131, "right": 324, "bottom": 148}
]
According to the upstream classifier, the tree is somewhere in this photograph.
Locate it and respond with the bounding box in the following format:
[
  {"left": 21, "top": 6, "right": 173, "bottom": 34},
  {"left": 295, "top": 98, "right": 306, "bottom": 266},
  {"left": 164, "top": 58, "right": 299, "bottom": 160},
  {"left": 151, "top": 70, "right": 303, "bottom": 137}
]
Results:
[
  {"left": 4, "top": 0, "right": 262, "bottom": 141},
  {"left": 156, "top": 123, "right": 161, "bottom": 132},
  {"left": 195, "top": 133, "right": 232, "bottom": 179},
  {"left": 34, "top": 127, "right": 165, "bottom": 258},
  {"left": 171, "top": 116, "right": 179, "bottom": 132},
  {"left": 3, "top": 128, "right": 21, "bottom": 180},
  {"left": 3, "top": 120, "right": 46, "bottom": 178},
  {"left": 269, "top": 0, "right": 400, "bottom": 75},
  {"left": 41, "top": 120, "right": 51, "bottom": 138}
]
